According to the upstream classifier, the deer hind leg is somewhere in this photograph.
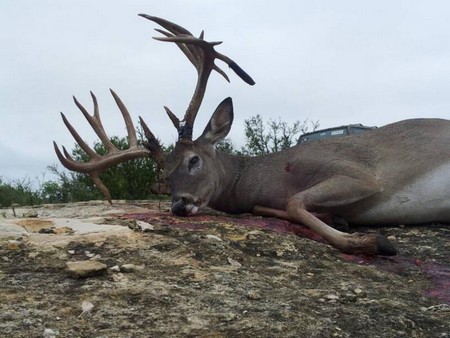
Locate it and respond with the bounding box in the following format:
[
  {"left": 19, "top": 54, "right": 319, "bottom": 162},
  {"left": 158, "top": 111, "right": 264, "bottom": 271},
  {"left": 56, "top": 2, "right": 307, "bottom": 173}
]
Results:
[{"left": 284, "top": 175, "right": 397, "bottom": 256}]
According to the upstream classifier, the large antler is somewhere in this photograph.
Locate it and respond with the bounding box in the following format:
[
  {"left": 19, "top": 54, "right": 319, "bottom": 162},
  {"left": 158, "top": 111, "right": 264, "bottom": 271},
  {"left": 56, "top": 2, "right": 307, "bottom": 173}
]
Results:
[
  {"left": 53, "top": 89, "right": 164, "bottom": 203},
  {"left": 139, "top": 14, "right": 255, "bottom": 142},
  {"left": 54, "top": 15, "right": 254, "bottom": 202}
]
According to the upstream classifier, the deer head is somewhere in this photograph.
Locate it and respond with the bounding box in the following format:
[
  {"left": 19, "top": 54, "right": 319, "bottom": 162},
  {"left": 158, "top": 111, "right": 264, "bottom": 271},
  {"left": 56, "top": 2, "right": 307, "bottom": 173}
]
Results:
[
  {"left": 167, "top": 97, "right": 235, "bottom": 215},
  {"left": 53, "top": 15, "right": 254, "bottom": 214}
]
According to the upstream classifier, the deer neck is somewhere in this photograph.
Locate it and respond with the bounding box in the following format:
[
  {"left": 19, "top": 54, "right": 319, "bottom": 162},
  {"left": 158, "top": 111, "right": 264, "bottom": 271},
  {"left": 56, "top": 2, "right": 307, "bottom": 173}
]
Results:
[{"left": 208, "top": 152, "right": 263, "bottom": 214}]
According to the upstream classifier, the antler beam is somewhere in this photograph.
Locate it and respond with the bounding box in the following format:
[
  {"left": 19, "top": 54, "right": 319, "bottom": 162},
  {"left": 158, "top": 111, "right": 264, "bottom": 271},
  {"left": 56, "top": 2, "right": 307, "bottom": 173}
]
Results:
[{"left": 139, "top": 14, "right": 255, "bottom": 142}]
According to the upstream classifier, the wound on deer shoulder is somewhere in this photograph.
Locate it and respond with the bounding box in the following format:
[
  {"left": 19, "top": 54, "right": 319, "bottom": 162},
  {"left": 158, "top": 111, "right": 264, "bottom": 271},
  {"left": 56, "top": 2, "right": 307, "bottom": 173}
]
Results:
[{"left": 285, "top": 162, "right": 292, "bottom": 172}]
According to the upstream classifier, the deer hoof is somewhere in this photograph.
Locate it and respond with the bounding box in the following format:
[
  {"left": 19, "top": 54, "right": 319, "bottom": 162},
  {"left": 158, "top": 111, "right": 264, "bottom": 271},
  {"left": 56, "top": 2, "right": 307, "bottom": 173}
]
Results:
[
  {"left": 345, "top": 232, "right": 397, "bottom": 256},
  {"left": 375, "top": 234, "right": 398, "bottom": 256}
]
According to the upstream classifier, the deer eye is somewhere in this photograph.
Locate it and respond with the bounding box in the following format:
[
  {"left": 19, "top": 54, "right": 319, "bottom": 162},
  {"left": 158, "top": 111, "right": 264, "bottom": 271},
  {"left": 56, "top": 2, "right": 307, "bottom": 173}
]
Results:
[{"left": 188, "top": 155, "right": 200, "bottom": 171}]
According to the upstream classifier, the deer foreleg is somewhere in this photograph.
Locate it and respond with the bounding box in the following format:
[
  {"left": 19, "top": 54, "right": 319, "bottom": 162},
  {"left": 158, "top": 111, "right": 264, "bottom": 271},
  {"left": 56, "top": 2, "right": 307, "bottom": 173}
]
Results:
[
  {"left": 284, "top": 175, "right": 397, "bottom": 256},
  {"left": 253, "top": 206, "right": 336, "bottom": 226}
]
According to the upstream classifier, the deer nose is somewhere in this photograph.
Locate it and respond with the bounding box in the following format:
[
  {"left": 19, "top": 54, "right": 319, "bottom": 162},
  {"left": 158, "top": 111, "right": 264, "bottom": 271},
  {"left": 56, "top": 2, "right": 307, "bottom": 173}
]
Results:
[
  {"left": 171, "top": 199, "right": 188, "bottom": 216},
  {"left": 171, "top": 195, "right": 199, "bottom": 216},
  {"left": 171, "top": 195, "right": 192, "bottom": 216}
]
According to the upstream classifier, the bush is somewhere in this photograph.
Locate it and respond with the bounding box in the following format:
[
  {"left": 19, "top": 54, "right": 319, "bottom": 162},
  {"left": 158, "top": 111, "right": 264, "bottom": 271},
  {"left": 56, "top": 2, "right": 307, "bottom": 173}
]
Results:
[{"left": 0, "top": 178, "right": 42, "bottom": 207}]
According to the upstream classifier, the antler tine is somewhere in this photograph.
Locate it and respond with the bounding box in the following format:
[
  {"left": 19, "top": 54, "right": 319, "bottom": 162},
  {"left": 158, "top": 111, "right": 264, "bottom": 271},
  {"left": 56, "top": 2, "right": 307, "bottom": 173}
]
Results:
[
  {"left": 138, "top": 116, "right": 165, "bottom": 169},
  {"left": 153, "top": 29, "right": 199, "bottom": 76},
  {"left": 54, "top": 91, "right": 154, "bottom": 203},
  {"left": 138, "top": 14, "right": 193, "bottom": 37},
  {"left": 163, "top": 106, "right": 180, "bottom": 129},
  {"left": 139, "top": 14, "right": 255, "bottom": 142},
  {"left": 110, "top": 89, "right": 138, "bottom": 148},
  {"left": 157, "top": 35, "right": 255, "bottom": 86},
  {"left": 73, "top": 93, "right": 117, "bottom": 153},
  {"left": 59, "top": 112, "right": 98, "bottom": 159},
  {"left": 91, "top": 174, "right": 113, "bottom": 204},
  {"left": 53, "top": 142, "right": 86, "bottom": 172},
  {"left": 140, "top": 14, "right": 202, "bottom": 71}
]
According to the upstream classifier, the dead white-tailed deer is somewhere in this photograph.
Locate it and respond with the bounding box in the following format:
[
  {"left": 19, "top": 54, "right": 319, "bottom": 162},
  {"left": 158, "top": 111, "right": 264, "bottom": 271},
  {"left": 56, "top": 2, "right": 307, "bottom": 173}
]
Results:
[{"left": 54, "top": 15, "right": 450, "bottom": 256}]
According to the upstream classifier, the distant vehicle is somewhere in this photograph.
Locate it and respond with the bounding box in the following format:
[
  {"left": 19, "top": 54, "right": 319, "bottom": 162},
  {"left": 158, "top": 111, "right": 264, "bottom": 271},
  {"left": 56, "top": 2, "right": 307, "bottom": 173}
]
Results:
[{"left": 297, "top": 124, "right": 377, "bottom": 145}]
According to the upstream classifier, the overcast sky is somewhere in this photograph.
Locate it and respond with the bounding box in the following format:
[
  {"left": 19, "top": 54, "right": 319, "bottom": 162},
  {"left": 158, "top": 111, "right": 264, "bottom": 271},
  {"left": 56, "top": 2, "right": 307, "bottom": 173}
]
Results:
[{"left": 2, "top": 0, "right": 450, "bottom": 185}]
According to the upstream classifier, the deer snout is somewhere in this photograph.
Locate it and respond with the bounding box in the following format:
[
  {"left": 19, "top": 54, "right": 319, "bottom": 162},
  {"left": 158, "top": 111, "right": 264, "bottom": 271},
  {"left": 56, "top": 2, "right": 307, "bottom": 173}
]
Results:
[{"left": 171, "top": 196, "right": 200, "bottom": 216}]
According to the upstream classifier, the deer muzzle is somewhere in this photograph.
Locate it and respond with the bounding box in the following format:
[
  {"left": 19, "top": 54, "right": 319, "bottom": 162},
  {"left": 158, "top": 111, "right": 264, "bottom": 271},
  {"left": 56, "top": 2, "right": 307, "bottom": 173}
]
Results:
[{"left": 171, "top": 198, "right": 199, "bottom": 216}]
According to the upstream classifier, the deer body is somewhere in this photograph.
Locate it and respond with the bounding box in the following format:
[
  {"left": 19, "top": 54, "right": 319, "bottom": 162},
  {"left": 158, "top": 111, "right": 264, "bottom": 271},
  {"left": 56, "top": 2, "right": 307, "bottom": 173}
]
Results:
[
  {"left": 55, "top": 15, "right": 449, "bottom": 256},
  {"left": 204, "top": 118, "right": 450, "bottom": 226}
]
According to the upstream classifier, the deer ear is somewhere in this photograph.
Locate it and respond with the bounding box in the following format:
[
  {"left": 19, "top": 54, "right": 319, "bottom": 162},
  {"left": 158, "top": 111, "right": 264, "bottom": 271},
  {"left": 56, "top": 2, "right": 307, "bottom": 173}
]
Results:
[{"left": 198, "top": 97, "right": 234, "bottom": 145}]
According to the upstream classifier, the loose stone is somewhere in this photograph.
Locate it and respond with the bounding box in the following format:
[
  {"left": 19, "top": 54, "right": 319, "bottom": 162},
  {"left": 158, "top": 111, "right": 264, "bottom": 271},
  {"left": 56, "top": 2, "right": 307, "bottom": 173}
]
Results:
[
  {"left": 120, "top": 263, "right": 145, "bottom": 273},
  {"left": 65, "top": 260, "right": 108, "bottom": 279},
  {"left": 43, "top": 328, "right": 57, "bottom": 338},
  {"left": 227, "top": 257, "right": 242, "bottom": 267},
  {"left": 110, "top": 265, "right": 121, "bottom": 272},
  {"left": 7, "top": 240, "right": 21, "bottom": 250}
]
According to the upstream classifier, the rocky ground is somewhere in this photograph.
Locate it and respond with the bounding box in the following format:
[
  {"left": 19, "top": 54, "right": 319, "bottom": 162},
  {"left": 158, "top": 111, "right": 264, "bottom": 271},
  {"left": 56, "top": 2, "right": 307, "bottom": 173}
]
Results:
[{"left": 0, "top": 200, "right": 449, "bottom": 337}]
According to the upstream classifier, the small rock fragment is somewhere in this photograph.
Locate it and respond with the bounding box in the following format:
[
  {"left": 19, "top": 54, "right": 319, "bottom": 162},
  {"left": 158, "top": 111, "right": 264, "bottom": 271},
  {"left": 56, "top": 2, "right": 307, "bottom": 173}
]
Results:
[
  {"left": 120, "top": 263, "right": 145, "bottom": 273},
  {"left": 58, "top": 253, "right": 68, "bottom": 260},
  {"left": 422, "top": 304, "right": 450, "bottom": 312},
  {"left": 53, "top": 226, "right": 74, "bottom": 235},
  {"left": 129, "top": 220, "right": 155, "bottom": 232},
  {"left": 22, "top": 318, "right": 33, "bottom": 328},
  {"left": 324, "top": 294, "right": 340, "bottom": 302},
  {"left": 110, "top": 265, "right": 121, "bottom": 272},
  {"left": 220, "top": 313, "right": 237, "bottom": 322},
  {"left": 7, "top": 240, "right": 21, "bottom": 250},
  {"left": 353, "top": 287, "right": 366, "bottom": 297},
  {"left": 246, "top": 290, "right": 262, "bottom": 300},
  {"left": 43, "top": 328, "right": 57, "bottom": 338},
  {"left": 65, "top": 260, "right": 107, "bottom": 279},
  {"left": 111, "top": 272, "right": 128, "bottom": 282},
  {"left": 136, "top": 220, "right": 155, "bottom": 232},
  {"left": 227, "top": 257, "right": 242, "bottom": 267},
  {"left": 23, "top": 211, "right": 38, "bottom": 218},
  {"left": 344, "top": 293, "right": 357, "bottom": 302},
  {"left": 78, "top": 300, "right": 94, "bottom": 318},
  {"left": 39, "top": 228, "right": 55, "bottom": 234},
  {"left": 205, "top": 234, "right": 222, "bottom": 241}
]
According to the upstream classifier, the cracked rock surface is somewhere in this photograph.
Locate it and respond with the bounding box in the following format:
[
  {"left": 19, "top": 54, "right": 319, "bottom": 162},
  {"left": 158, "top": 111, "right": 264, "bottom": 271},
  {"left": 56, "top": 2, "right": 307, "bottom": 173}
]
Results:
[{"left": 1, "top": 200, "right": 449, "bottom": 337}]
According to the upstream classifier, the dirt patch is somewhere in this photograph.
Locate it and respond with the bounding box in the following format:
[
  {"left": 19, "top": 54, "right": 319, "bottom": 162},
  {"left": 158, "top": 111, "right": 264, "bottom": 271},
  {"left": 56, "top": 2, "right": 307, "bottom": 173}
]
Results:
[
  {"left": 0, "top": 201, "right": 449, "bottom": 337},
  {"left": 14, "top": 219, "right": 55, "bottom": 233}
]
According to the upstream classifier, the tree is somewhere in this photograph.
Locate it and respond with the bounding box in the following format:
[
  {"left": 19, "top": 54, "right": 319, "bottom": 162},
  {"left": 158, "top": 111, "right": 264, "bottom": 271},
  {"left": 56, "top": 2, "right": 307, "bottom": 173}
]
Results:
[
  {"left": 44, "top": 165, "right": 102, "bottom": 203},
  {"left": 0, "top": 177, "right": 42, "bottom": 207},
  {"left": 241, "top": 115, "right": 319, "bottom": 156}
]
